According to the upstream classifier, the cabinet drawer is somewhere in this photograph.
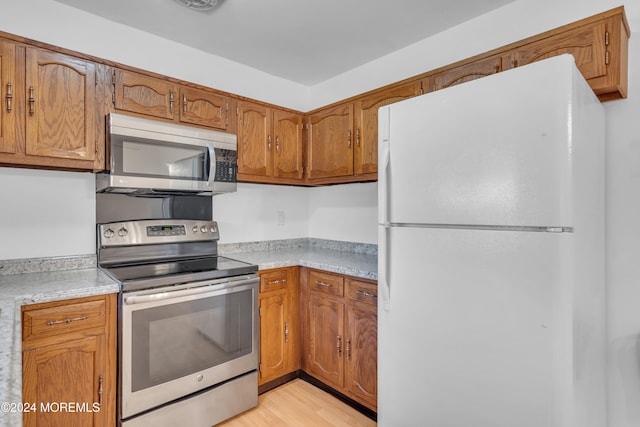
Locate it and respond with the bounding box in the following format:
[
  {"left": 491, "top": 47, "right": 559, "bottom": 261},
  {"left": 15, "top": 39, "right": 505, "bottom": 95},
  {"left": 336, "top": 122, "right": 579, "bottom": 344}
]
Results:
[
  {"left": 346, "top": 279, "right": 378, "bottom": 307},
  {"left": 22, "top": 298, "right": 106, "bottom": 342},
  {"left": 260, "top": 269, "right": 290, "bottom": 292},
  {"left": 309, "top": 270, "right": 344, "bottom": 297}
]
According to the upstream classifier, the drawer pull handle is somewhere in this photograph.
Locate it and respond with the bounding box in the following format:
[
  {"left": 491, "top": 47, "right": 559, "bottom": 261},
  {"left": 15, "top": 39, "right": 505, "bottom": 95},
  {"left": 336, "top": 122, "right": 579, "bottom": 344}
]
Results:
[
  {"left": 355, "top": 290, "right": 377, "bottom": 299},
  {"left": 97, "top": 376, "right": 103, "bottom": 407},
  {"left": 267, "top": 279, "right": 286, "bottom": 285},
  {"left": 46, "top": 315, "right": 88, "bottom": 326},
  {"left": 315, "top": 281, "right": 333, "bottom": 288}
]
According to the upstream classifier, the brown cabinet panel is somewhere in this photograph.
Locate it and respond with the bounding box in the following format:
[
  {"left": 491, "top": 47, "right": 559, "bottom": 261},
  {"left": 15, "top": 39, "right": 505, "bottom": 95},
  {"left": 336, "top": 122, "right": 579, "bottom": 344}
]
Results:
[
  {"left": 22, "top": 294, "right": 116, "bottom": 427},
  {"left": 303, "top": 269, "right": 378, "bottom": 411},
  {"left": 428, "top": 55, "right": 502, "bottom": 92},
  {"left": 258, "top": 267, "right": 300, "bottom": 386},
  {"left": 0, "top": 40, "right": 16, "bottom": 155},
  {"left": 345, "top": 304, "right": 377, "bottom": 410},
  {"left": 237, "top": 101, "right": 271, "bottom": 177},
  {"left": 25, "top": 48, "right": 96, "bottom": 163},
  {"left": 23, "top": 336, "right": 104, "bottom": 427},
  {"left": 272, "top": 108, "right": 303, "bottom": 180},
  {"left": 354, "top": 82, "right": 420, "bottom": 176},
  {"left": 308, "top": 294, "right": 344, "bottom": 390},
  {"left": 259, "top": 292, "right": 290, "bottom": 383},
  {"left": 179, "top": 86, "right": 229, "bottom": 130},
  {"left": 114, "top": 69, "right": 176, "bottom": 120},
  {"left": 306, "top": 103, "right": 354, "bottom": 180}
]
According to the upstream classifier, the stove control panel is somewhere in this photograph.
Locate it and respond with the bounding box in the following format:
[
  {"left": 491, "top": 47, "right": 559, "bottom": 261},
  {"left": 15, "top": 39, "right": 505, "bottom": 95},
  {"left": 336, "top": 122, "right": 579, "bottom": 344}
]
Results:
[{"left": 98, "top": 219, "right": 220, "bottom": 247}]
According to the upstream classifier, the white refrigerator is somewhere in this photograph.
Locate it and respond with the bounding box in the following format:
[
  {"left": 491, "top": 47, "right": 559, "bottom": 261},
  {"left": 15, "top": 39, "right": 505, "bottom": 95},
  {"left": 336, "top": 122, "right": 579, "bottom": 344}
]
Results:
[{"left": 377, "top": 55, "right": 606, "bottom": 427}]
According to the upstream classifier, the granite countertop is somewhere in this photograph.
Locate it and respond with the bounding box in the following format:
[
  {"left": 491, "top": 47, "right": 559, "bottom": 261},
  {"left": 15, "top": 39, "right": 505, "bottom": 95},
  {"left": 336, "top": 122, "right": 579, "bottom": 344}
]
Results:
[
  {"left": 219, "top": 238, "right": 378, "bottom": 280},
  {"left": 0, "top": 255, "right": 119, "bottom": 427}
]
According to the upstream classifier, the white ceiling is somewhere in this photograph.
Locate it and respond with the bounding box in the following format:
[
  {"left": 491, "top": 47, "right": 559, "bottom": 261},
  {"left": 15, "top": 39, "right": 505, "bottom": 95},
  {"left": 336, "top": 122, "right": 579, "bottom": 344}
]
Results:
[{"left": 53, "top": 0, "right": 515, "bottom": 85}]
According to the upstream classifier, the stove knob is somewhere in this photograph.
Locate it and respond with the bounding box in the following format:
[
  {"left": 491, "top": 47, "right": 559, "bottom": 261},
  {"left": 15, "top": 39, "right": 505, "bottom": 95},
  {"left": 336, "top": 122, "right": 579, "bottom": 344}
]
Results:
[
  {"left": 192, "top": 225, "right": 199, "bottom": 233},
  {"left": 118, "top": 227, "right": 128, "bottom": 237},
  {"left": 104, "top": 228, "right": 114, "bottom": 239},
  {"left": 200, "top": 225, "right": 208, "bottom": 233},
  {"left": 210, "top": 225, "right": 216, "bottom": 233}
]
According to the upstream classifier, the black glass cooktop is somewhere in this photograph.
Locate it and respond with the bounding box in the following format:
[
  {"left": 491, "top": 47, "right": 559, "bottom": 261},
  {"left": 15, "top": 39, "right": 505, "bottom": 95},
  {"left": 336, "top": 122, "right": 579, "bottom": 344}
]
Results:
[{"left": 101, "top": 256, "right": 258, "bottom": 291}]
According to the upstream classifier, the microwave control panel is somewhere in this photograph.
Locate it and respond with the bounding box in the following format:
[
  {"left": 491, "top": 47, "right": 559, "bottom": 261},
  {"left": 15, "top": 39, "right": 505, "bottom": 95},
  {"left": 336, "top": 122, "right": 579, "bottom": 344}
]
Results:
[{"left": 214, "top": 148, "right": 237, "bottom": 183}]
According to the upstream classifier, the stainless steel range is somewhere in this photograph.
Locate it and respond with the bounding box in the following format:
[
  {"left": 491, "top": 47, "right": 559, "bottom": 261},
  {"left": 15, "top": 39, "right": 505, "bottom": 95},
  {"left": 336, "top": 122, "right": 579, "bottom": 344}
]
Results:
[{"left": 98, "top": 218, "right": 259, "bottom": 427}]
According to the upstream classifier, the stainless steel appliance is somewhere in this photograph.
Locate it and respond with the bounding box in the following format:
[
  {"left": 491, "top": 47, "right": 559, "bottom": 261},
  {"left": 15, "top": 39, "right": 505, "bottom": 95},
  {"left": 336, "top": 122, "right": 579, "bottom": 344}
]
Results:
[
  {"left": 98, "top": 219, "right": 259, "bottom": 427},
  {"left": 96, "top": 113, "right": 237, "bottom": 196}
]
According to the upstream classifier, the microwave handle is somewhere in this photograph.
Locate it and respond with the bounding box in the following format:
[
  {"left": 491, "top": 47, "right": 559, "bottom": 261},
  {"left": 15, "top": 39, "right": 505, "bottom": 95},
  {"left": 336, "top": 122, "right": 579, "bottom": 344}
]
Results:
[{"left": 207, "top": 144, "right": 215, "bottom": 186}]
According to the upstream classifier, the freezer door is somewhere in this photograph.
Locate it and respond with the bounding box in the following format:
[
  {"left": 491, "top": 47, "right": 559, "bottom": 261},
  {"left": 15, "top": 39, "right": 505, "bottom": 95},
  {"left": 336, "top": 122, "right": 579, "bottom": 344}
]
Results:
[
  {"left": 378, "top": 226, "right": 605, "bottom": 427},
  {"left": 378, "top": 55, "right": 603, "bottom": 227}
]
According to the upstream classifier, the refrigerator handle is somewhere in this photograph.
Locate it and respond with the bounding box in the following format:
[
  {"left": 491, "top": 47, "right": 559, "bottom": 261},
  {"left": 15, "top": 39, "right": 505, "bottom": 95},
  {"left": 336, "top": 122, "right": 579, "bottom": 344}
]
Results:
[
  {"left": 378, "top": 106, "right": 391, "bottom": 225},
  {"left": 378, "top": 225, "right": 391, "bottom": 311}
]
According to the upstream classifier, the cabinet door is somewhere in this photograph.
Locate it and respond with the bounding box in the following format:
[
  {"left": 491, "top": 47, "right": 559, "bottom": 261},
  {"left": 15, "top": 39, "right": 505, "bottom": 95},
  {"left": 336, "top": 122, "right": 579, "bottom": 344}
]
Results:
[
  {"left": 0, "top": 40, "right": 16, "bottom": 155},
  {"left": 427, "top": 55, "right": 502, "bottom": 91},
  {"left": 259, "top": 292, "right": 291, "bottom": 384},
  {"left": 308, "top": 294, "right": 344, "bottom": 389},
  {"left": 237, "top": 101, "right": 271, "bottom": 178},
  {"left": 345, "top": 304, "right": 377, "bottom": 410},
  {"left": 306, "top": 103, "right": 353, "bottom": 180},
  {"left": 272, "top": 108, "right": 303, "bottom": 180},
  {"left": 179, "top": 86, "right": 229, "bottom": 130},
  {"left": 25, "top": 48, "right": 96, "bottom": 164},
  {"left": 23, "top": 335, "right": 107, "bottom": 427},
  {"left": 114, "top": 69, "right": 176, "bottom": 120},
  {"left": 354, "top": 82, "right": 420, "bottom": 175}
]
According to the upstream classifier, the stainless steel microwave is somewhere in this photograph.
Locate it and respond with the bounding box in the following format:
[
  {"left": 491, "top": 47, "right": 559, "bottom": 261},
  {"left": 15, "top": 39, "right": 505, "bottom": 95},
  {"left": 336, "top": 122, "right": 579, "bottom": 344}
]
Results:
[{"left": 96, "top": 113, "right": 237, "bottom": 196}]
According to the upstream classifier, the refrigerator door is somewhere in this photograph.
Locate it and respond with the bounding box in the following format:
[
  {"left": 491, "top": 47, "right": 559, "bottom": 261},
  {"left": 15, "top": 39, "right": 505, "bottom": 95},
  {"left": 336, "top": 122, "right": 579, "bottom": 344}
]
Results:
[
  {"left": 378, "top": 55, "right": 601, "bottom": 228},
  {"left": 378, "top": 226, "right": 598, "bottom": 427}
]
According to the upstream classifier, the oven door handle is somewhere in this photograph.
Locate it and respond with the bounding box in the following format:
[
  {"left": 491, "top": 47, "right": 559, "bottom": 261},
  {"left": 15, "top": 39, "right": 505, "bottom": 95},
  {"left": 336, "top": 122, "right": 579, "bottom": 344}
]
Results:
[{"left": 123, "top": 276, "right": 258, "bottom": 305}]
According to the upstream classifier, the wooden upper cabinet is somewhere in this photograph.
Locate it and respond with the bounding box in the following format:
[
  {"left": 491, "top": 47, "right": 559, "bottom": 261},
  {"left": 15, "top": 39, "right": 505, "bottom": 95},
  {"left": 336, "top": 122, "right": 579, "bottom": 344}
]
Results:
[
  {"left": 24, "top": 48, "right": 97, "bottom": 165},
  {"left": 427, "top": 55, "right": 502, "bottom": 92},
  {"left": 179, "top": 86, "right": 229, "bottom": 130},
  {"left": 113, "top": 69, "right": 176, "bottom": 120},
  {"left": 272, "top": 108, "right": 303, "bottom": 180},
  {"left": 354, "top": 82, "right": 420, "bottom": 176},
  {"left": 502, "top": 8, "right": 629, "bottom": 101},
  {"left": 306, "top": 103, "right": 354, "bottom": 180},
  {"left": 0, "top": 40, "right": 16, "bottom": 155},
  {"left": 237, "top": 100, "right": 303, "bottom": 183},
  {"left": 237, "top": 101, "right": 271, "bottom": 177}
]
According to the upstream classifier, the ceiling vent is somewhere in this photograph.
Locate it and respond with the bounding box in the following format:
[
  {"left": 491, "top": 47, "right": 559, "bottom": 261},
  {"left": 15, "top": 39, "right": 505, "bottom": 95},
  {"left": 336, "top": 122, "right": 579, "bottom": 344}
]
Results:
[{"left": 174, "top": 0, "right": 219, "bottom": 12}]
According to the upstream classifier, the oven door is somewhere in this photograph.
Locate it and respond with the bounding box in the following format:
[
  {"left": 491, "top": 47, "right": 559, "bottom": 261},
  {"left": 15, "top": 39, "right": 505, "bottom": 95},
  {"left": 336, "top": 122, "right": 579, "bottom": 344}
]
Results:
[{"left": 120, "top": 274, "right": 259, "bottom": 419}]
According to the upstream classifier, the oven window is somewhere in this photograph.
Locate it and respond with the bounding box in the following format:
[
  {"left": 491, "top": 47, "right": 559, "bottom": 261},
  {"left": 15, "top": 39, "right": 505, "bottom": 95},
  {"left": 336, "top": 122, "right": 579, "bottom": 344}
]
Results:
[
  {"left": 112, "top": 135, "right": 209, "bottom": 181},
  {"left": 130, "top": 289, "right": 253, "bottom": 392}
]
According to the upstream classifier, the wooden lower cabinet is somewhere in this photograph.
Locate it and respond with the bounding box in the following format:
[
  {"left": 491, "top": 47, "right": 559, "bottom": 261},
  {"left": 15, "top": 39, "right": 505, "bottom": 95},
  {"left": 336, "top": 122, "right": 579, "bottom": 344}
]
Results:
[
  {"left": 258, "top": 267, "right": 300, "bottom": 385},
  {"left": 22, "top": 293, "right": 116, "bottom": 427},
  {"left": 303, "top": 268, "right": 377, "bottom": 411}
]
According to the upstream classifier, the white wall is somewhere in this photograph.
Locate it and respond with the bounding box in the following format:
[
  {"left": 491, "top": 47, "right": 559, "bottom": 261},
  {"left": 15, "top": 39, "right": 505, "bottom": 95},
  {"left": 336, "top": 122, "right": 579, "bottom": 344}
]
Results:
[
  {"left": 1, "top": 2, "right": 640, "bottom": 425},
  {"left": 0, "top": 167, "right": 95, "bottom": 259}
]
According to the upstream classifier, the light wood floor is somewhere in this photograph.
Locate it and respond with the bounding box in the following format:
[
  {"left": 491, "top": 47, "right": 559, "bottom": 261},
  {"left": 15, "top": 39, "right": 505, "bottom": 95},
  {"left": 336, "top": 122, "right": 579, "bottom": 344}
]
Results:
[{"left": 217, "top": 379, "right": 377, "bottom": 427}]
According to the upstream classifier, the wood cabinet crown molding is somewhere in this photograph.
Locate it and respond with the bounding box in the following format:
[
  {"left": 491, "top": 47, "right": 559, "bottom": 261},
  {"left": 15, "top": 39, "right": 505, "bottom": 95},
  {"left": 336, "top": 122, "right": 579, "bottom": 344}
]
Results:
[{"left": 0, "top": 6, "right": 629, "bottom": 180}]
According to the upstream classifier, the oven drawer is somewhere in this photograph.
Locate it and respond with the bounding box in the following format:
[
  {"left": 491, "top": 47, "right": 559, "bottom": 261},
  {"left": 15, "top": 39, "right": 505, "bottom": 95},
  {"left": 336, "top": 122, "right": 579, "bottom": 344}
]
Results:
[
  {"left": 23, "top": 297, "right": 106, "bottom": 343},
  {"left": 309, "top": 270, "right": 344, "bottom": 297}
]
